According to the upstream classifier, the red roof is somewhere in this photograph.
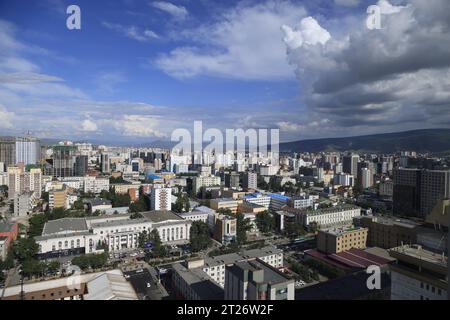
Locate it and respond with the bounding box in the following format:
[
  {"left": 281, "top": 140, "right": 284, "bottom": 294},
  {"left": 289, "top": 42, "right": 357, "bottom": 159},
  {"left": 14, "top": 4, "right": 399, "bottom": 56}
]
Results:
[{"left": 305, "top": 248, "right": 391, "bottom": 270}]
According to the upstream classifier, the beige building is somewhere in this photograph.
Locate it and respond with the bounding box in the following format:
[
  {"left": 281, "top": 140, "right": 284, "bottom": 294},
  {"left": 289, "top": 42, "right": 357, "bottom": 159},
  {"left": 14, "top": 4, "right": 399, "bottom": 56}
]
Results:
[
  {"left": 317, "top": 226, "right": 368, "bottom": 254},
  {"left": 209, "top": 198, "right": 239, "bottom": 214}
]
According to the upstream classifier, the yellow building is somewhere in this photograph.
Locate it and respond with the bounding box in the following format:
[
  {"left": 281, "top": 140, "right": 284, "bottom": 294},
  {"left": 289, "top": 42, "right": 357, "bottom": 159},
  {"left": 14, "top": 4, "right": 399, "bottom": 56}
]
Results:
[
  {"left": 317, "top": 226, "right": 368, "bottom": 254},
  {"left": 49, "top": 188, "right": 68, "bottom": 210}
]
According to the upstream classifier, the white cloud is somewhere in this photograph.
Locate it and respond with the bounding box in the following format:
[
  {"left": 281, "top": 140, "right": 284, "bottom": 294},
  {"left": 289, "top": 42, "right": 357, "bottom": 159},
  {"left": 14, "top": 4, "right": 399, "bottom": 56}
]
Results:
[
  {"left": 81, "top": 119, "right": 98, "bottom": 132},
  {"left": 155, "top": 0, "right": 307, "bottom": 80},
  {"left": 151, "top": 1, "right": 188, "bottom": 20},
  {"left": 113, "top": 115, "right": 167, "bottom": 138},
  {"left": 377, "top": 0, "right": 407, "bottom": 14},
  {"left": 0, "top": 104, "right": 15, "bottom": 129},
  {"left": 102, "top": 22, "right": 159, "bottom": 42},
  {"left": 281, "top": 17, "right": 331, "bottom": 50},
  {"left": 282, "top": 0, "right": 450, "bottom": 135},
  {"left": 94, "top": 72, "right": 127, "bottom": 94}
]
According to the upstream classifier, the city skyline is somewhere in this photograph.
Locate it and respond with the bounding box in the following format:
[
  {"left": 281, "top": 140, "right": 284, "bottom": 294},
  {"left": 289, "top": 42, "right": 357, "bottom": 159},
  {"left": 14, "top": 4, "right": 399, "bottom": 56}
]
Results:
[{"left": 1, "top": 0, "right": 449, "bottom": 144}]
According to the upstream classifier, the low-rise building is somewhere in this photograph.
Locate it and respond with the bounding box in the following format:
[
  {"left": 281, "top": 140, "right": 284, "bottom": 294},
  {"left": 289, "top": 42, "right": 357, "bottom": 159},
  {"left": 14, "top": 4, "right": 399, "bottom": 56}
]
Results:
[
  {"left": 213, "top": 215, "right": 237, "bottom": 244},
  {"left": 389, "top": 245, "right": 447, "bottom": 300},
  {"left": 317, "top": 226, "right": 368, "bottom": 254},
  {"left": 225, "top": 258, "right": 294, "bottom": 300},
  {"left": 209, "top": 198, "right": 239, "bottom": 214},
  {"left": 35, "top": 211, "right": 192, "bottom": 258},
  {"left": 301, "top": 204, "right": 361, "bottom": 229}
]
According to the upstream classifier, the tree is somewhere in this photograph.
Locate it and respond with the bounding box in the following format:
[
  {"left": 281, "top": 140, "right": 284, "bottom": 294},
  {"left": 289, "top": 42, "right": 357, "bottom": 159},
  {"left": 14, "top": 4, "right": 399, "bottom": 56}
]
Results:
[
  {"left": 138, "top": 230, "right": 148, "bottom": 248},
  {"left": 13, "top": 238, "right": 39, "bottom": 263},
  {"left": 73, "top": 199, "right": 85, "bottom": 211},
  {"left": 190, "top": 221, "right": 212, "bottom": 252},
  {"left": 309, "top": 221, "right": 319, "bottom": 233},
  {"left": 28, "top": 214, "right": 48, "bottom": 237},
  {"left": 148, "top": 230, "right": 167, "bottom": 258},
  {"left": 285, "top": 222, "right": 306, "bottom": 238},
  {"left": 129, "top": 194, "right": 148, "bottom": 213},
  {"left": 21, "top": 259, "right": 45, "bottom": 278},
  {"left": 255, "top": 211, "right": 275, "bottom": 233},
  {"left": 46, "top": 260, "right": 61, "bottom": 275},
  {"left": 236, "top": 213, "right": 252, "bottom": 244}
]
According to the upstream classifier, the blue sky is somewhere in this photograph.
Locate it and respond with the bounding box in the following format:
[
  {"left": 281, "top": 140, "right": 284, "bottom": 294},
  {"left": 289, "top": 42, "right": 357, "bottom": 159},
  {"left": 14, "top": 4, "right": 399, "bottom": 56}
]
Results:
[{"left": 0, "top": 0, "right": 449, "bottom": 144}]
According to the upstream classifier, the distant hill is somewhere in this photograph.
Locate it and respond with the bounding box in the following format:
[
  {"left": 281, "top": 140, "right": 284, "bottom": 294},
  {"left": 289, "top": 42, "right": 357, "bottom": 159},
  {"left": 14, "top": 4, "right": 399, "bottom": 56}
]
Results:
[{"left": 279, "top": 129, "right": 450, "bottom": 154}]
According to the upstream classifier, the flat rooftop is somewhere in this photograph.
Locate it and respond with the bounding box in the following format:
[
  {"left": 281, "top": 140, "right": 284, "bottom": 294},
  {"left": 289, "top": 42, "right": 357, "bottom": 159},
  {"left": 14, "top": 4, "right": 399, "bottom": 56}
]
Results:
[
  {"left": 231, "top": 259, "right": 290, "bottom": 285},
  {"left": 322, "top": 226, "right": 367, "bottom": 236},
  {"left": 389, "top": 245, "right": 447, "bottom": 268},
  {"left": 141, "top": 210, "right": 185, "bottom": 223},
  {"left": 42, "top": 218, "right": 88, "bottom": 236},
  {"left": 172, "top": 262, "right": 224, "bottom": 300}
]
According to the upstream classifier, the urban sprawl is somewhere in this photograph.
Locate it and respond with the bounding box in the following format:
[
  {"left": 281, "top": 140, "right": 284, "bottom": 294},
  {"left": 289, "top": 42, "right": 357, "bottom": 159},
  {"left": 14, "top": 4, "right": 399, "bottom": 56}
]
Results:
[{"left": 0, "top": 135, "right": 448, "bottom": 300}]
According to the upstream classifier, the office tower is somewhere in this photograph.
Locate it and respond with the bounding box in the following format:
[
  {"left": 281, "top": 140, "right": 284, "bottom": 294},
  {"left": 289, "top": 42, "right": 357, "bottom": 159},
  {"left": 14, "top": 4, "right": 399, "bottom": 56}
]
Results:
[
  {"left": 243, "top": 172, "right": 257, "bottom": 190},
  {"left": 7, "top": 166, "right": 21, "bottom": 200},
  {"left": 29, "top": 168, "right": 42, "bottom": 198},
  {"left": 333, "top": 172, "right": 354, "bottom": 187},
  {"left": 75, "top": 155, "right": 88, "bottom": 176},
  {"left": 420, "top": 170, "right": 450, "bottom": 218},
  {"left": 150, "top": 187, "right": 171, "bottom": 211},
  {"left": 225, "top": 172, "right": 240, "bottom": 189},
  {"left": 15, "top": 136, "right": 40, "bottom": 165},
  {"left": 101, "top": 153, "right": 110, "bottom": 173},
  {"left": 52, "top": 145, "right": 76, "bottom": 178},
  {"left": 393, "top": 168, "right": 421, "bottom": 218},
  {"left": 360, "top": 168, "right": 373, "bottom": 189},
  {"left": 393, "top": 168, "right": 450, "bottom": 218},
  {"left": 0, "top": 136, "right": 16, "bottom": 167},
  {"left": 343, "top": 153, "right": 359, "bottom": 179}
]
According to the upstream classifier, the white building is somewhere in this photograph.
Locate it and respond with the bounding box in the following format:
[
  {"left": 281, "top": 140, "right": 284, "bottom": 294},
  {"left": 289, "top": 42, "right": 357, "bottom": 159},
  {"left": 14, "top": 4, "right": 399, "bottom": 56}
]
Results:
[
  {"left": 150, "top": 186, "right": 172, "bottom": 211},
  {"left": 302, "top": 204, "right": 361, "bottom": 229},
  {"left": 288, "top": 196, "right": 314, "bottom": 209},
  {"left": 35, "top": 211, "right": 192, "bottom": 257},
  {"left": 201, "top": 246, "right": 284, "bottom": 287},
  {"left": 84, "top": 177, "right": 110, "bottom": 194},
  {"left": 360, "top": 168, "right": 373, "bottom": 189},
  {"left": 14, "top": 191, "right": 37, "bottom": 217},
  {"left": 15, "top": 136, "right": 40, "bottom": 165},
  {"left": 192, "top": 175, "right": 221, "bottom": 195}
]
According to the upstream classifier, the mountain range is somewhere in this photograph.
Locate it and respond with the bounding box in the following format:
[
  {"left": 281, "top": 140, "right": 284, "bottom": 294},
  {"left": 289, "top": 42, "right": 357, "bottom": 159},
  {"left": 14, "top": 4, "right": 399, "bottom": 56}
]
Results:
[{"left": 279, "top": 129, "right": 450, "bottom": 154}]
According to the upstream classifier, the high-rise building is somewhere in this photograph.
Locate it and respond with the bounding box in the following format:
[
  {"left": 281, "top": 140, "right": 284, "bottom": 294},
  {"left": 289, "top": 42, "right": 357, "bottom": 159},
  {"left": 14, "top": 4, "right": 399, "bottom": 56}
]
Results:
[
  {"left": 0, "top": 136, "right": 16, "bottom": 168},
  {"left": 101, "top": 153, "right": 110, "bottom": 173},
  {"left": 225, "top": 172, "right": 240, "bottom": 189},
  {"left": 393, "top": 168, "right": 450, "bottom": 218},
  {"left": 343, "top": 154, "right": 359, "bottom": 179},
  {"left": 52, "top": 145, "right": 77, "bottom": 178},
  {"left": 75, "top": 155, "right": 88, "bottom": 176},
  {"left": 360, "top": 168, "right": 373, "bottom": 189},
  {"left": 150, "top": 186, "right": 171, "bottom": 211},
  {"left": 243, "top": 172, "right": 257, "bottom": 190},
  {"left": 7, "top": 167, "right": 42, "bottom": 200},
  {"left": 15, "top": 136, "right": 40, "bottom": 165}
]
